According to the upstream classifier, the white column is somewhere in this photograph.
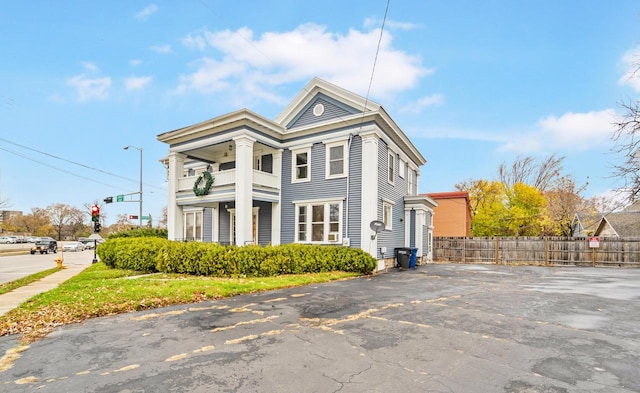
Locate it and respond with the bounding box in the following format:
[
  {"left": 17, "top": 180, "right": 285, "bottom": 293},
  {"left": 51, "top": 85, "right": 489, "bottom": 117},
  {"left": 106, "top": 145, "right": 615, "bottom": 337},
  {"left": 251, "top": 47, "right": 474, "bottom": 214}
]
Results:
[
  {"left": 271, "top": 149, "right": 282, "bottom": 245},
  {"left": 212, "top": 202, "right": 219, "bottom": 243},
  {"left": 234, "top": 136, "right": 255, "bottom": 245},
  {"left": 360, "top": 133, "right": 379, "bottom": 259},
  {"left": 415, "top": 209, "right": 425, "bottom": 257},
  {"left": 404, "top": 208, "right": 411, "bottom": 247},
  {"left": 167, "top": 152, "right": 185, "bottom": 240}
]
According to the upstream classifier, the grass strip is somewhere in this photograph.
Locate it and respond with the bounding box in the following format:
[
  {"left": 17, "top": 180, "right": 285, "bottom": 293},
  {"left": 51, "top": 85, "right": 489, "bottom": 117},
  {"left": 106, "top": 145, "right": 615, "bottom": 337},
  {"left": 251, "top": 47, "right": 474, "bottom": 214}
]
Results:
[
  {"left": 0, "top": 262, "right": 359, "bottom": 343},
  {"left": 0, "top": 268, "right": 61, "bottom": 296}
]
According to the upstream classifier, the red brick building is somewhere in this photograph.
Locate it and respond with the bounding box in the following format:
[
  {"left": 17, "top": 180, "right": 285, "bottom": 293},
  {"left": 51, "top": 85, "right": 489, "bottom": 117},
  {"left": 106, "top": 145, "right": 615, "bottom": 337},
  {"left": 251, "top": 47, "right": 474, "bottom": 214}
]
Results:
[{"left": 425, "top": 192, "right": 472, "bottom": 237}]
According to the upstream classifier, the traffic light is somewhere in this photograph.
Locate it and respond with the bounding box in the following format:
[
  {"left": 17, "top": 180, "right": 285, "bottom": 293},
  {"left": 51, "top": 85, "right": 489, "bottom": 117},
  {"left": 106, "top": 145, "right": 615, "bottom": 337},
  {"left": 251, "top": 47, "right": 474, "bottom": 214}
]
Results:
[
  {"left": 91, "top": 205, "right": 100, "bottom": 222},
  {"left": 93, "top": 221, "right": 101, "bottom": 233},
  {"left": 104, "top": 196, "right": 113, "bottom": 204},
  {"left": 129, "top": 215, "right": 138, "bottom": 220}
]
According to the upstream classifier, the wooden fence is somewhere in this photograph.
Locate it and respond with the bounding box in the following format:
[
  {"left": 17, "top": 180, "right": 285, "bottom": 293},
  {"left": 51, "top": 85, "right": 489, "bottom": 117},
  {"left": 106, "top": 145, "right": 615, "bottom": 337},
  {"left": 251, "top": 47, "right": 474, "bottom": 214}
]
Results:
[{"left": 432, "top": 237, "right": 640, "bottom": 267}]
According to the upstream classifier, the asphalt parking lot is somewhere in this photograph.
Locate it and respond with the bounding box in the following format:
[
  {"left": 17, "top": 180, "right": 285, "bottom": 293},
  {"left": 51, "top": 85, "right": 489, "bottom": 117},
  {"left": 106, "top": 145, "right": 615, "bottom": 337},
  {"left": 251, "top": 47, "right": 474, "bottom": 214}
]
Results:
[{"left": 1, "top": 263, "right": 639, "bottom": 392}]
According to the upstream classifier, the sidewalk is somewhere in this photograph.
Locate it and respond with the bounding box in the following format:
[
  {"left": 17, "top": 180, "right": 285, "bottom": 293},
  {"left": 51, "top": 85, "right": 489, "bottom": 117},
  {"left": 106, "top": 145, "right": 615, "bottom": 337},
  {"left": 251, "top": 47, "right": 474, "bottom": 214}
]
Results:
[{"left": 0, "top": 263, "right": 90, "bottom": 317}]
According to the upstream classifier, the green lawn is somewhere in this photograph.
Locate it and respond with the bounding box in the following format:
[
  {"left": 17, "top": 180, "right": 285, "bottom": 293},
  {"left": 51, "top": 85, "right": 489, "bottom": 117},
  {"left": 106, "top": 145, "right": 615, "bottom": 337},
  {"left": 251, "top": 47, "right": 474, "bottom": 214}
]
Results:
[{"left": 0, "top": 262, "right": 359, "bottom": 343}]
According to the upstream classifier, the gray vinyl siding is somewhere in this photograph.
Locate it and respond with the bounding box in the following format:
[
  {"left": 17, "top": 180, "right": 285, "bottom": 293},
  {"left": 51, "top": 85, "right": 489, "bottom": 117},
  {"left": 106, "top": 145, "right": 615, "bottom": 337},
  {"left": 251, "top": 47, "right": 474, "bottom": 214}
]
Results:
[
  {"left": 281, "top": 136, "right": 361, "bottom": 246},
  {"left": 256, "top": 200, "right": 272, "bottom": 246},
  {"left": 346, "top": 136, "right": 362, "bottom": 249},
  {"left": 287, "top": 94, "right": 358, "bottom": 129},
  {"left": 376, "top": 139, "right": 410, "bottom": 259},
  {"left": 219, "top": 202, "right": 233, "bottom": 245},
  {"left": 409, "top": 210, "right": 416, "bottom": 248},
  {"left": 203, "top": 208, "right": 213, "bottom": 242}
]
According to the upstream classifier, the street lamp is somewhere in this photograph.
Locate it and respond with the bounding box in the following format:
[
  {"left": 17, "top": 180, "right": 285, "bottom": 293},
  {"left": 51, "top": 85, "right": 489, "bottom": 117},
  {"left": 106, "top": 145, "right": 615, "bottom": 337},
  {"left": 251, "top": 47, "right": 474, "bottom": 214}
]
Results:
[{"left": 124, "top": 145, "right": 143, "bottom": 227}]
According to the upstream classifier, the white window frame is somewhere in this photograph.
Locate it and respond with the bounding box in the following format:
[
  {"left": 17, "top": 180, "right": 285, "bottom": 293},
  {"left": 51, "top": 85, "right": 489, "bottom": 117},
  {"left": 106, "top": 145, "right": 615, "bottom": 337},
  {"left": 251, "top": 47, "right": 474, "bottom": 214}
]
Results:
[
  {"left": 388, "top": 150, "right": 395, "bottom": 185},
  {"left": 325, "top": 140, "right": 348, "bottom": 179},
  {"left": 183, "top": 208, "right": 203, "bottom": 241},
  {"left": 399, "top": 158, "right": 406, "bottom": 179},
  {"left": 291, "top": 146, "right": 311, "bottom": 183},
  {"left": 382, "top": 198, "right": 394, "bottom": 230},
  {"left": 294, "top": 198, "right": 343, "bottom": 244}
]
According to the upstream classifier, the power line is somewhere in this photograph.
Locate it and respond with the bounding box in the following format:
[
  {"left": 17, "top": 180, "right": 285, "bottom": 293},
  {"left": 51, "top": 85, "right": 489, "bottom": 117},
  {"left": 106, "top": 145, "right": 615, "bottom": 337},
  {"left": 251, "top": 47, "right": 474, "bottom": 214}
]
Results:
[
  {"left": 0, "top": 136, "right": 165, "bottom": 192},
  {"left": 0, "top": 144, "right": 128, "bottom": 190}
]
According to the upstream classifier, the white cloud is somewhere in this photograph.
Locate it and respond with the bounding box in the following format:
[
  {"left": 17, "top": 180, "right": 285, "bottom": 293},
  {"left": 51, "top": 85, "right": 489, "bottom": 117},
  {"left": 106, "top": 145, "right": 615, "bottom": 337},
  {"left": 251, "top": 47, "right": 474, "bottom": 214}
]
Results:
[
  {"left": 129, "top": 59, "right": 143, "bottom": 67},
  {"left": 151, "top": 44, "right": 172, "bottom": 54},
  {"left": 182, "top": 34, "right": 206, "bottom": 51},
  {"left": 619, "top": 45, "right": 640, "bottom": 92},
  {"left": 176, "top": 23, "right": 432, "bottom": 101},
  {"left": 81, "top": 62, "right": 100, "bottom": 73},
  {"left": 400, "top": 94, "right": 444, "bottom": 114},
  {"left": 136, "top": 4, "right": 158, "bottom": 20},
  {"left": 67, "top": 74, "right": 111, "bottom": 102},
  {"left": 499, "top": 109, "right": 617, "bottom": 152},
  {"left": 125, "top": 76, "right": 152, "bottom": 91}
]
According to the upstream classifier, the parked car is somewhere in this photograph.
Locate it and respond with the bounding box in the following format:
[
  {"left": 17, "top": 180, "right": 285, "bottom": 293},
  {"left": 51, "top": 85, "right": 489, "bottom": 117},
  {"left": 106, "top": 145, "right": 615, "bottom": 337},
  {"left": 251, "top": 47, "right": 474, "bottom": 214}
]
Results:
[
  {"left": 3, "top": 236, "right": 18, "bottom": 244},
  {"left": 30, "top": 238, "right": 58, "bottom": 254},
  {"left": 63, "top": 241, "right": 85, "bottom": 252},
  {"left": 25, "top": 236, "right": 39, "bottom": 243},
  {"left": 0, "top": 237, "right": 9, "bottom": 244}
]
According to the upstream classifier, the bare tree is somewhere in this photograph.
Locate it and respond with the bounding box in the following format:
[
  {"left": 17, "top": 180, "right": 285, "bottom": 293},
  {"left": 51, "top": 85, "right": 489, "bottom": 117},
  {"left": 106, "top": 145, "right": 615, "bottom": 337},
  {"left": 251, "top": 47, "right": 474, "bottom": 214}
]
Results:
[
  {"left": 46, "top": 203, "right": 83, "bottom": 240},
  {"left": 498, "top": 154, "right": 564, "bottom": 192},
  {"left": 611, "top": 99, "right": 640, "bottom": 202}
]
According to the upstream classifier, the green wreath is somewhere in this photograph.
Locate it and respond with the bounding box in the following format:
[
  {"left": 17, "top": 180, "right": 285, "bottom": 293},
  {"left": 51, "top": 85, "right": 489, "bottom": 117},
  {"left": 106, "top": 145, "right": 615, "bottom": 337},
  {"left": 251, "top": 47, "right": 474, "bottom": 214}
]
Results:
[{"left": 193, "top": 171, "right": 214, "bottom": 196}]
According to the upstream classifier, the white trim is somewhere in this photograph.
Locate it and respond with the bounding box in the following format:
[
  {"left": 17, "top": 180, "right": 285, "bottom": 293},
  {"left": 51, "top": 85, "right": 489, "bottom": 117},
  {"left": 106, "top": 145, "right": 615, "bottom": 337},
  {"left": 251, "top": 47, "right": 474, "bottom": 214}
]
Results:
[
  {"left": 291, "top": 146, "right": 311, "bottom": 183},
  {"left": 292, "top": 197, "right": 346, "bottom": 205},
  {"left": 324, "top": 139, "right": 348, "bottom": 179},
  {"left": 399, "top": 158, "right": 406, "bottom": 179}
]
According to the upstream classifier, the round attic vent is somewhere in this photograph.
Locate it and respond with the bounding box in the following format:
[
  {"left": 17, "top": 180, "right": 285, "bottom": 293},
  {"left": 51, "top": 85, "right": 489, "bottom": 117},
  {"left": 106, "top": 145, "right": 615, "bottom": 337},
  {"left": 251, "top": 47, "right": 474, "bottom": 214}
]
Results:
[{"left": 313, "top": 103, "right": 325, "bottom": 116}]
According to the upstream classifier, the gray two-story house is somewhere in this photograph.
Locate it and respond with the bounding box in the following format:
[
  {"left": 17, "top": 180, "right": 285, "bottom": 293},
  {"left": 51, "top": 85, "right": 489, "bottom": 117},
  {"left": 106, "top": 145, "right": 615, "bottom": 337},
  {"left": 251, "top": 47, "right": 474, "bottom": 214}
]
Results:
[{"left": 157, "top": 77, "right": 436, "bottom": 270}]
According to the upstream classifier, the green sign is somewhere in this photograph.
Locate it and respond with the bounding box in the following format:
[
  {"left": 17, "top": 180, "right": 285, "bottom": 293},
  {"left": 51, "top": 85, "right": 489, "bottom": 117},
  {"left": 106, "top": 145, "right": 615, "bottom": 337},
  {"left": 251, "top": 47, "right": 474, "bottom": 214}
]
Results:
[
  {"left": 142, "top": 216, "right": 150, "bottom": 220},
  {"left": 116, "top": 195, "right": 124, "bottom": 202}
]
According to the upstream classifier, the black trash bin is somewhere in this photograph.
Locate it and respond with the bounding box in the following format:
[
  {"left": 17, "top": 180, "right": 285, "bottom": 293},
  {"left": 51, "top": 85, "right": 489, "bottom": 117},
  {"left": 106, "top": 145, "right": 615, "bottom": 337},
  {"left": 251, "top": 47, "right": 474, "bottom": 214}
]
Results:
[{"left": 395, "top": 247, "right": 411, "bottom": 269}]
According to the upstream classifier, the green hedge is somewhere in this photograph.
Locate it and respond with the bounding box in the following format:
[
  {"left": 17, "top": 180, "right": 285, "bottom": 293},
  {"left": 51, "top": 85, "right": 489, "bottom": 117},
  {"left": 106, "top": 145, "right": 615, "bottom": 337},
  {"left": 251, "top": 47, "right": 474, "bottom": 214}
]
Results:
[
  {"left": 97, "top": 238, "right": 377, "bottom": 276},
  {"left": 107, "top": 228, "right": 168, "bottom": 239}
]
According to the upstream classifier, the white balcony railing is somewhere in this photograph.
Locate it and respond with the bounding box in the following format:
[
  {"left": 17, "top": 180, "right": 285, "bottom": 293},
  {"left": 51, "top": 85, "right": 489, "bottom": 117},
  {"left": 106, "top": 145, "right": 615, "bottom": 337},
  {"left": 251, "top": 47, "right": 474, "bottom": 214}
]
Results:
[{"left": 177, "top": 169, "right": 280, "bottom": 193}]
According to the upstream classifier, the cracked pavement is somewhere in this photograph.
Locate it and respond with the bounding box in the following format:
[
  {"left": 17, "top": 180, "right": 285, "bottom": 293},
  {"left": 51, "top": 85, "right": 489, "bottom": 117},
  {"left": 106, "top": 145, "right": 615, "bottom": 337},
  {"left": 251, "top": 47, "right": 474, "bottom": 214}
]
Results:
[{"left": 0, "top": 263, "right": 639, "bottom": 392}]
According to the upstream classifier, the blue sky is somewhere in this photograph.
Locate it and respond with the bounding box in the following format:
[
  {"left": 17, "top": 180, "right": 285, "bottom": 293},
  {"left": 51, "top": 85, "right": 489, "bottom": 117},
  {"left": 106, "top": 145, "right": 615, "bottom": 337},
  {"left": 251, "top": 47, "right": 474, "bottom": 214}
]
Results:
[{"left": 1, "top": 1, "right": 639, "bottom": 225}]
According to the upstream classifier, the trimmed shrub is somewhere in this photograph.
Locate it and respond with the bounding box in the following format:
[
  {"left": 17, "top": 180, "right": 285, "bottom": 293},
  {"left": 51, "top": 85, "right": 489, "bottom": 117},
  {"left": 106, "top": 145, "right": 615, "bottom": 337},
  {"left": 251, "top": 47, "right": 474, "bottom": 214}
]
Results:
[
  {"left": 108, "top": 228, "right": 168, "bottom": 239},
  {"left": 99, "top": 238, "right": 377, "bottom": 276}
]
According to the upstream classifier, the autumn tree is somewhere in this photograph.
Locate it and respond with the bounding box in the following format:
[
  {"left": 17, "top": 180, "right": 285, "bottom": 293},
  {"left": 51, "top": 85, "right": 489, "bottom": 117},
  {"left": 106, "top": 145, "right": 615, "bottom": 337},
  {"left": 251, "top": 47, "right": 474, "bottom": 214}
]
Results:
[
  {"left": 10, "top": 208, "right": 52, "bottom": 236},
  {"left": 456, "top": 179, "right": 508, "bottom": 236},
  {"left": 505, "top": 183, "right": 547, "bottom": 236}
]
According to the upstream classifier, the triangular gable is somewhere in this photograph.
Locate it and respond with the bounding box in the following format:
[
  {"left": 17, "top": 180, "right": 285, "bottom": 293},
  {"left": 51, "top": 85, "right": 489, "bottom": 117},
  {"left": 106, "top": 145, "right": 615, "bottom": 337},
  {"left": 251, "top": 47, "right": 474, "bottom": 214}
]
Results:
[
  {"left": 275, "top": 77, "right": 380, "bottom": 129},
  {"left": 285, "top": 93, "right": 360, "bottom": 129}
]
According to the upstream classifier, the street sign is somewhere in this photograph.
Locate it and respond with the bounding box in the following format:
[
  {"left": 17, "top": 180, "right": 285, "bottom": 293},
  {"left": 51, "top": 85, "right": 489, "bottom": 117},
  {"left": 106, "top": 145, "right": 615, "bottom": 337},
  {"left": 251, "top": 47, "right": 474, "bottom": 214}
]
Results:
[
  {"left": 116, "top": 194, "right": 124, "bottom": 202},
  {"left": 141, "top": 216, "right": 150, "bottom": 220},
  {"left": 589, "top": 237, "right": 600, "bottom": 248}
]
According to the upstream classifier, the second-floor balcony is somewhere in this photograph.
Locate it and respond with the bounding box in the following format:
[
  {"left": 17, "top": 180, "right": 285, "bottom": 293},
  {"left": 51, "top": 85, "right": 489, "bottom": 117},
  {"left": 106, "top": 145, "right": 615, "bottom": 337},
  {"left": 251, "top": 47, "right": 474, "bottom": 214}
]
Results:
[{"left": 177, "top": 169, "right": 280, "bottom": 194}]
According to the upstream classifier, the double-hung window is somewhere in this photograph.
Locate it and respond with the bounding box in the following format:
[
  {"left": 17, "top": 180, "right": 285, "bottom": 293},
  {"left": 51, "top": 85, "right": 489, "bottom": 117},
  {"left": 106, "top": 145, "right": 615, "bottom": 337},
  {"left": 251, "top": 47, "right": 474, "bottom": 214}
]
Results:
[
  {"left": 325, "top": 140, "right": 347, "bottom": 179},
  {"left": 382, "top": 198, "right": 394, "bottom": 230},
  {"left": 295, "top": 199, "right": 342, "bottom": 243},
  {"left": 292, "top": 147, "right": 311, "bottom": 183},
  {"left": 388, "top": 150, "right": 395, "bottom": 185},
  {"left": 183, "top": 209, "right": 203, "bottom": 241}
]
